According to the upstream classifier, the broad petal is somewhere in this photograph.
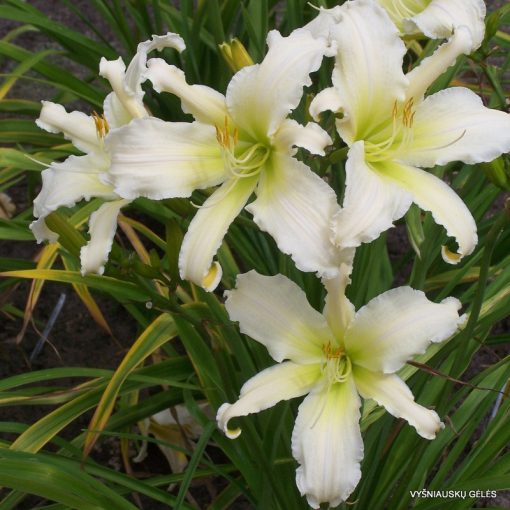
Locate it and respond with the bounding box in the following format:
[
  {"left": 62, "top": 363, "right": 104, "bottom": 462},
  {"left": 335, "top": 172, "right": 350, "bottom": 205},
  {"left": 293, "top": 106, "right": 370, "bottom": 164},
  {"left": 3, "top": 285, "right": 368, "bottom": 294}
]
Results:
[
  {"left": 32, "top": 153, "right": 115, "bottom": 220},
  {"left": 30, "top": 217, "right": 58, "bottom": 244},
  {"left": 399, "top": 87, "right": 510, "bottom": 168},
  {"left": 36, "top": 101, "right": 99, "bottom": 154},
  {"left": 179, "top": 177, "right": 257, "bottom": 291},
  {"left": 332, "top": 142, "right": 413, "bottom": 249},
  {"left": 146, "top": 59, "right": 228, "bottom": 126},
  {"left": 273, "top": 119, "right": 332, "bottom": 156},
  {"left": 217, "top": 361, "right": 321, "bottom": 439},
  {"left": 382, "top": 161, "right": 477, "bottom": 263},
  {"left": 247, "top": 152, "right": 341, "bottom": 279},
  {"left": 345, "top": 287, "right": 463, "bottom": 373},
  {"left": 226, "top": 29, "right": 334, "bottom": 141},
  {"left": 224, "top": 271, "right": 334, "bottom": 364},
  {"left": 403, "top": 0, "right": 486, "bottom": 51},
  {"left": 405, "top": 26, "right": 473, "bottom": 101},
  {"left": 353, "top": 367, "right": 444, "bottom": 440},
  {"left": 327, "top": 0, "right": 408, "bottom": 143},
  {"left": 80, "top": 199, "right": 129, "bottom": 275},
  {"left": 105, "top": 117, "right": 227, "bottom": 200},
  {"left": 292, "top": 377, "right": 363, "bottom": 509},
  {"left": 322, "top": 256, "right": 356, "bottom": 342}
]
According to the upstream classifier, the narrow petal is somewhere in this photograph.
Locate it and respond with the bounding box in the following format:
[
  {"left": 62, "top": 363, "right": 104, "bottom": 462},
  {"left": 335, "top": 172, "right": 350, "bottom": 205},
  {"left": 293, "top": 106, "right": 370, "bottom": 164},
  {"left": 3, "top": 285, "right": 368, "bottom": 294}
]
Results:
[
  {"left": 226, "top": 28, "right": 334, "bottom": 141},
  {"left": 32, "top": 153, "right": 115, "bottom": 219},
  {"left": 80, "top": 199, "right": 129, "bottom": 275},
  {"left": 105, "top": 117, "right": 227, "bottom": 200},
  {"left": 273, "top": 119, "right": 332, "bottom": 156},
  {"left": 292, "top": 377, "right": 363, "bottom": 509},
  {"left": 332, "top": 142, "right": 413, "bottom": 249},
  {"left": 399, "top": 87, "right": 510, "bottom": 168},
  {"left": 217, "top": 361, "right": 321, "bottom": 439},
  {"left": 99, "top": 57, "right": 147, "bottom": 119},
  {"left": 247, "top": 152, "right": 341, "bottom": 279},
  {"left": 345, "top": 287, "right": 463, "bottom": 373},
  {"left": 123, "top": 33, "right": 185, "bottom": 97},
  {"left": 327, "top": 0, "right": 408, "bottom": 143},
  {"left": 405, "top": 26, "right": 473, "bottom": 101},
  {"left": 224, "top": 271, "right": 334, "bottom": 363},
  {"left": 403, "top": 0, "right": 486, "bottom": 51},
  {"left": 146, "top": 59, "right": 228, "bottom": 126},
  {"left": 381, "top": 161, "right": 477, "bottom": 262},
  {"left": 322, "top": 256, "right": 356, "bottom": 341},
  {"left": 353, "top": 366, "right": 444, "bottom": 439},
  {"left": 179, "top": 177, "right": 257, "bottom": 291},
  {"left": 36, "top": 101, "right": 99, "bottom": 154}
]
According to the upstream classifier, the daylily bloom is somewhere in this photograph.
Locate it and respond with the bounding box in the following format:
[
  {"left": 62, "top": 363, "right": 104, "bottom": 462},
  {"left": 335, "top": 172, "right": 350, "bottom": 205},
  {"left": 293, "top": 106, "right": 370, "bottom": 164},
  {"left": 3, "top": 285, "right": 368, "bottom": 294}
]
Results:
[
  {"left": 31, "top": 33, "right": 184, "bottom": 274},
  {"left": 105, "top": 29, "right": 341, "bottom": 291},
  {"left": 217, "top": 270, "right": 463, "bottom": 508},
  {"left": 376, "top": 0, "right": 486, "bottom": 50},
  {"left": 307, "top": 0, "right": 510, "bottom": 263}
]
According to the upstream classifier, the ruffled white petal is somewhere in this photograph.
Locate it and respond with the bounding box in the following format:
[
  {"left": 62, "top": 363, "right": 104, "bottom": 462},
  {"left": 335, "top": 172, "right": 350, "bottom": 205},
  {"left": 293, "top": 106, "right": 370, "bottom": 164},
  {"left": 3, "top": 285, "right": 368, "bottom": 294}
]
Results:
[
  {"left": 103, "top": 92, "right": 132, "bottom": 129},
  {"left": 247, "top": 152, "right": 341, "bottom": 279},
  {"left": 303, "top": 5, "right": 344, "bottom": 41},
  {"left": 273, "top": 119, "right": 332, "bottom": 156},
  {"left": 399, "top": 87, "right": 510, "bottom": 168},
  {"left": 309, "top": 86, "right": 343, "bottom": 121},
  {"left": 353, "top": 366, "right": 444, "bottom": 440},
  {"left": 146, "top": 59, "right": 228, "bottom": 126},
  {"left": 124, "top": 33, "right": 185, "bottom": 98},
  {"left": 292, "top": 377, "right": 363, "bottom": 509},
  {"left": 30, "top": 217, "right": 59, "bottom": 244},
  {"left": 345, "top": 287, "right": 462, "bottom": 373},
  {"left": 327, "top": 0, "right": 408, "bottom": 143},
  {"left": 217, "top": 361, "right": 321, "bottom": 439},
  {"left": 332, "top": 142, "right": 413, "bottom": 248},
  {"left": 105, "top": 117, "right": 227, "bottom": 200},
  {"left": 322, "top": 257, "right": 356, "bottom": 341},
  {"left": 179, "top": 177, "right": 257, "bottom": 291},
  {"left": 226, "top": 28, "right": 334, "bottom": 141},
  {"left": 382, "top": 161, "right": 477, "bottom": 262},
  {"left": 32, "top": 153, "right": 115, "bottom": 220},
  {"left": 403, "top": 0, "right": 486, "bottom": 51},
  {"left": 405, "top": 26, "right": 473, "bottom": 101},
  {"left": 225, "top": 271, "right": 334, "bottom": 364},
  {"left": 80, "top": 199, "right": 129, "bottom": 275},
  {"left": 100, "top": 57, "right": 147, "bottom": 119},
  {"left": 36, "top": 101, "right": 99, "bottom": 154}
]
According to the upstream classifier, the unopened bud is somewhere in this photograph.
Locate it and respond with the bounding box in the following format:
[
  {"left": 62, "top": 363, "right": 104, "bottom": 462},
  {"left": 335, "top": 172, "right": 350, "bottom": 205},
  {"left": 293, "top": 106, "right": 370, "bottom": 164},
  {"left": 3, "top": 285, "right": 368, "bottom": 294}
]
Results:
[{"left": 219, "top": 39, "right": 254, "bottom": 72}]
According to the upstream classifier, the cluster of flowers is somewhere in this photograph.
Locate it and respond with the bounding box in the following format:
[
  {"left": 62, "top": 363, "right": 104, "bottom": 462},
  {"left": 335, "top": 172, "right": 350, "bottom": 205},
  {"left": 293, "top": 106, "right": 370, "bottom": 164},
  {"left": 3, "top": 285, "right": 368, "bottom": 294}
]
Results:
[{"left": 32, "top": 0, "right": 509, "bottom": 507}]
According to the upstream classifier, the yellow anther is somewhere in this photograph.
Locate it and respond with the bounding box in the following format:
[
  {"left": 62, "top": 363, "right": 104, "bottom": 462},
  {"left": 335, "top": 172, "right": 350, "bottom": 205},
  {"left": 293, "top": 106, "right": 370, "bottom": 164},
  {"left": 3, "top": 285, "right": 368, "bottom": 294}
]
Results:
[
  {"left": 323, "top": 341, "right": 343, "bottom": 360},
  {"left": 92, "top": 111, "right": 109, "bottom": 138}
]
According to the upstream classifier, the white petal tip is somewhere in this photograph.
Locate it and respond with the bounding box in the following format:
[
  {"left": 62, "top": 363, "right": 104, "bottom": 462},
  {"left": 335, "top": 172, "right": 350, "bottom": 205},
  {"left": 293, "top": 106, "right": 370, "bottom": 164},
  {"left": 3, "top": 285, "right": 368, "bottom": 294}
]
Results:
[
  {"left": 202, "top": 262, "right": 222, "bottom": 292},
  {"left": 441, "top": 245, "right": 463, "bottom": 264},
  {"left": 216, "top": 403, "right": 242, "bottom": 439}
]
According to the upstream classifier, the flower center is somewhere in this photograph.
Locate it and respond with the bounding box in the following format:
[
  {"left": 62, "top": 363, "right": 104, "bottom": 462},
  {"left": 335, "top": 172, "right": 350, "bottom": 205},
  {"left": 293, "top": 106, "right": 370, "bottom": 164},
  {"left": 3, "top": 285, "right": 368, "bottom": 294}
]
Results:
[
  {"left": 363, "top": 98, "right": 416, "bottom": 163},
  {"left": 322, "top": 342, "right": 352, "bottom": 385},
  {"left": 215, "top": 116, "right": 270, "bottom": 179}
]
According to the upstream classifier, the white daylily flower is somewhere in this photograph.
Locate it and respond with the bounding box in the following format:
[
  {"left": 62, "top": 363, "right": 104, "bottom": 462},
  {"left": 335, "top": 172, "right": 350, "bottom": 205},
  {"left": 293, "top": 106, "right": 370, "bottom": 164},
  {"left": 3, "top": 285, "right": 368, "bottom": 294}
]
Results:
[
  {"left": 217, "top": 270, "right": 464, "bottom": 508},
  {"left": 376, "top": 0, "right": 486, "bottom": 50},
  {"left": 105, "top": 29, "right": 341, "bottom": 291},
  {"left": 31, "top": 33, "right": 184, "bottom": 275},
  {"left": 308, "top": 0, "right": 510, "bottom": 263}
]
